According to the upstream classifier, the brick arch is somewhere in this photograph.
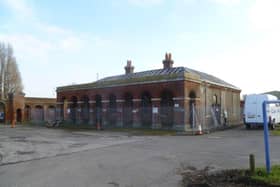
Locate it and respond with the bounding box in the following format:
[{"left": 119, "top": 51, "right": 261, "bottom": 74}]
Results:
[
  {"left": 59, "top": 96, "right": 67, "bottom": 121},
  {"left": 34, "top": 105, "right": 44, "bottom": 121},
  {"left": 123, "top": 92, "right": 133, "bottom": 127},
  {"left": 189, "top": 90, "right": 196, "bottom": 99},
  {"left": 160, "top": 90, "right": 174, "bottom": 128},
  {"left": 70, "top": 96, "right": 78, "bottom": 123},
  {"left": 140, "top": 91, "right": 152, "bottom": 128},
  {"left": 108, "top": 94, "right": 117, "bottom": 127},
  {"left": 46, "top": 105, "right": 56, "bottom": 121},
  {"left": 81, "top": 95, "right": 90, "bottom": 123},
  {"left": 58, "top": 96, "right": 66, "bottom": 103},
  {"left": 16, "top": 108, "right": 23, "bottom": 123},
  {"left": 189, "top": 90, "right": 197, "bottom": 128},
  {"left": 95, "top": 94, "right": 102, "bottom": 127}
]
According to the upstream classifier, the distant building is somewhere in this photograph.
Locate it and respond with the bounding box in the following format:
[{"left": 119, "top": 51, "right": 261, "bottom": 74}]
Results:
[
  {"left": 56, "top": 53, "right": 241, "bottom": 131},
  {"left": 0, "top": 93, "right": 56, "bottom": 124}
]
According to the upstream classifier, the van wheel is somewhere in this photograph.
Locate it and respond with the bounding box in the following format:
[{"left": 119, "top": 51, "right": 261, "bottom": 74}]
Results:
[{"left": 246, "top": 124, "right": 250, "bottom": 129}]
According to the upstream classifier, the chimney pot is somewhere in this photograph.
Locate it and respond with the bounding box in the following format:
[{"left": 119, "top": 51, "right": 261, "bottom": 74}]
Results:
[
  {"left": 125, "top": 60, "right": 134, "bottom": 74},
  {"left": 162, "top": 52, "right": 174, "bottom": 69}
]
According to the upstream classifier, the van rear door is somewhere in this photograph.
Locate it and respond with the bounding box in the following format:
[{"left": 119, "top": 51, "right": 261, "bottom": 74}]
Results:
[{"left": 245, "top": 95, "right": 258, "bottom": 123}]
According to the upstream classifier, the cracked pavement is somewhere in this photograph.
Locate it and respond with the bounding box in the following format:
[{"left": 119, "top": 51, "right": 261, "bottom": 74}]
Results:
[{"left": 0, "top": 125, "right": 279, "bottom": 187}]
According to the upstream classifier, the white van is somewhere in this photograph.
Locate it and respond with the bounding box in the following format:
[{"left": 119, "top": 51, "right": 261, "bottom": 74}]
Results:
[{"left": 243, "top": 94, "right": 280, "bottom": 130}]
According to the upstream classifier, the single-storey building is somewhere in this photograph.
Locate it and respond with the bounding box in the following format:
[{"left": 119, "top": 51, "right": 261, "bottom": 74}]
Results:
[
  {"left": 56, "top": 53, "right": 241, "bottom": 132},
  {"left": 0, "top": 93, "right": 56, "bottom": 124}
]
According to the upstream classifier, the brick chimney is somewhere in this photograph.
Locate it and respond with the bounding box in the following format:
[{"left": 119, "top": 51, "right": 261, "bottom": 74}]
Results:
[
  {"left": 124, "top": 60, "right": 134, "bottom": 74},
  {"left": 162, "top": 52, "right": 174, "bottom": 69}
]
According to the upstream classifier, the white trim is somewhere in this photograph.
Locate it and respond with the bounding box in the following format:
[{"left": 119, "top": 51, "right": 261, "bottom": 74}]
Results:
[
  {"left": 89, "top": 101, "right": 96, "bottom": 104},
  {"left": 116, "top": 99, "right": 124, "bottom": 103},
  {"left": 77, "top": 101, "right": 84, "bottom": 104},
  {"left": 102, "top": 100, "right": 109, "bottom": 103},
  {"left": 132, "top": 99, "right": 141, "bottom": 102},
  {"left": 151, "top": 98, "right": 161, "bottom": 102}
]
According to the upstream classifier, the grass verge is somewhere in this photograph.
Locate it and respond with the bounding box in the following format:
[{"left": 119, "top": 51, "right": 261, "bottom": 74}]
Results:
[
  {"left": 252, "top": 165, "right": 280, "bottom": 186},
  {"left": 179, "top": 164, "right": 280, "bottom": 187},
  {"left": 271, "top": 126, "right": 280, "bottom": 136}
]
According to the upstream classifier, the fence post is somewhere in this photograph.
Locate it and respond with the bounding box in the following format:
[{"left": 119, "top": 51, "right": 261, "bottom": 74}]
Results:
[{"left": 249, "top": 154, "right": 255, "bottom": 174}]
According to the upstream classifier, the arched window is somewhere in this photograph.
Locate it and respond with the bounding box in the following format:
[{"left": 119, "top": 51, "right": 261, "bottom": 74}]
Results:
[
  {"left": 108, "top": 94, "right": 117, "bottom": 126},
  {"left": 34, "top": 105, "right": 44, "bottom": 121},
  {"left": 140, "top": 92, "right": 152, "bottom": 128},
  {"left": 61, "top": 97, "right": 66, "bottom": 120},
  {"left": 160, "top": 90, "right": 174, "bottom": 128},
  {"left": 189, "top": 91, "right": 196, "bottom": 128},
  {"left": 81, "top": 96, "right": 89, "bottom": 123},
  {"left": 95, "top": 95, "right": 102, "bottom": 126},
  {"left": 47, "top": 106, "right": 56, "bottom": 121},
  {"left": 123, "top": 92, "right": 133, "bottom": 127},
  {"left": 70, "top": 96, "right": 78, "bottom": 123},
  {"left": 16, "top": 108, "right": 22, "bottom": 123}
]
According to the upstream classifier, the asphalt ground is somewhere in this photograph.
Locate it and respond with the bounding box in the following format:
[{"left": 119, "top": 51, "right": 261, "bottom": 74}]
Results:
[{"left": 0, "top": 125, "right": 279, "bottom": 187}]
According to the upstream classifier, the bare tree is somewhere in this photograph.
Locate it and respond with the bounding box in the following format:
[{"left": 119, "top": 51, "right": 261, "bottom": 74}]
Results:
[{"left": 0, "top": 42, "right": 23, "bottom": 100}]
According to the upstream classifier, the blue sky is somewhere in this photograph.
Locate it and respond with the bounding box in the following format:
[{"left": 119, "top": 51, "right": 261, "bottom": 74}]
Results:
[{"left": 0, "top": 0, "right": 279, "bottom": 98}]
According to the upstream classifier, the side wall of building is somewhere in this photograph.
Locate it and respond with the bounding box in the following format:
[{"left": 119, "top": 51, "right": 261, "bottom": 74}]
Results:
[{"left": 198, "top": 83, "right": 241, "bottom": 130}]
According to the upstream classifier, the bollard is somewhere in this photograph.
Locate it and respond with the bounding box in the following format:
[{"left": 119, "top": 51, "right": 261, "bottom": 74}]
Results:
[{"left": 249, "top": 154, "right": 255, "bottom": 174}]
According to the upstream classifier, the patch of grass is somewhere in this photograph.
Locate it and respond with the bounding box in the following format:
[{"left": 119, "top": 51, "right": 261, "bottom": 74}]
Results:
[
  {"left": 271, "top": 126, "right": 280, "bottom": 136},
  {"left": 251, "top": 165, "right": 280, "bottom": 185},
  {"left": 179, "top": 164, "right": 280, "bottom": 187}
]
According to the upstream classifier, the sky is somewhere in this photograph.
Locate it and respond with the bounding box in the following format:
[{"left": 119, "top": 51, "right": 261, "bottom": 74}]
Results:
[{"left": 0, "top": 0, "right": 279, "bottom": 98}]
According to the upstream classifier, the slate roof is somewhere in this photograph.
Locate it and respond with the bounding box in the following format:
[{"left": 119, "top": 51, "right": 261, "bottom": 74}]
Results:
[
  {"left": 57, "top": 66, "right": 240, "bottom": 92},
  {"left": 97, "top": 67, "right": 185, "bottom": 82},
  {"left": 98, "top": 66, "right": 239, "bottom": 89},
  {"left": 183, "top": 67, "right": 239, "bottom": 89}
]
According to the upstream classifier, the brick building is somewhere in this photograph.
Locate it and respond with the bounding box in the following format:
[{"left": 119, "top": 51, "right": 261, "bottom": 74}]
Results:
[
  {"left": 56, "top": 53, "right": 241, "bottom": 132},
  {"left": 0, "top": 94, "right": 56, "bottom": 124}
]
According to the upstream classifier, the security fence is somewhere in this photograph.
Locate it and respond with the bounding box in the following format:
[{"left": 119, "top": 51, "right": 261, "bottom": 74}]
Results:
[{"left": 56, "top": 104, "right": 242, "bottom": 132}]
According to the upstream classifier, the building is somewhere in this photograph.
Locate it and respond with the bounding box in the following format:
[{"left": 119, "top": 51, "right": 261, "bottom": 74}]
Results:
[
  {"left": 56, "top": 53, "right": 241, "bottom": 131},
  {"left": 0, "top": 94, "right": 56, "bottom": 124}
]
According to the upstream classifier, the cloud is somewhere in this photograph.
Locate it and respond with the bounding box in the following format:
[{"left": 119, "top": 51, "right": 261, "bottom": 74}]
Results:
[
  {"left": 128, "top": 0, "right": 163, "bottom": 6},
  {"left": 0, "top": 33, "right": 52, "bottom": 64},
  {"left": 186, "top": 0, "right": 280, "bottom": 95},
  {"left": 59, "top": 36, "right": 85, "bottom": 52},
  {"left": 190, "top": 32, "right": 280, "bottom": 95},
  {"left": 249, "top": 0, "right": 280, "bottom": 32},
  {"left": 210, "top": 0, "right": 240, "bottom": 5},
  {"left": 2, "top": 0, "right": 34, "bottom": 18},
  {"left": 39, "top": 24, "right": 71, "bottom": 36}
]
